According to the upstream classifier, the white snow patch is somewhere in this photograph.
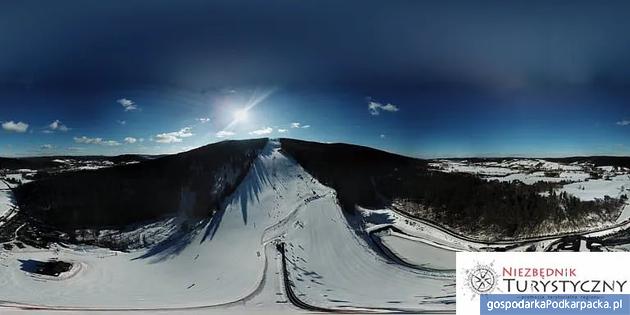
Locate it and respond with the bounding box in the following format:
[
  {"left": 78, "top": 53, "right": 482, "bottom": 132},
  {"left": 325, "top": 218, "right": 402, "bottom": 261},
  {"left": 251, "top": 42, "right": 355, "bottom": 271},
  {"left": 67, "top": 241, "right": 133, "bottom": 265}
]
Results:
[{"left": 560, "top": 175, "right": 630, "bottom": 202}]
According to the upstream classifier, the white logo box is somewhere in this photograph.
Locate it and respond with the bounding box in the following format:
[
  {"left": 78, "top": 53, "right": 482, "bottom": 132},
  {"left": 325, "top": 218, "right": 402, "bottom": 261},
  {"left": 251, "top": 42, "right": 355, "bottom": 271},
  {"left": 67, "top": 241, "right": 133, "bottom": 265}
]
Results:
[{"left": 456, "top": 252, "right": 630, "bottom": 315}]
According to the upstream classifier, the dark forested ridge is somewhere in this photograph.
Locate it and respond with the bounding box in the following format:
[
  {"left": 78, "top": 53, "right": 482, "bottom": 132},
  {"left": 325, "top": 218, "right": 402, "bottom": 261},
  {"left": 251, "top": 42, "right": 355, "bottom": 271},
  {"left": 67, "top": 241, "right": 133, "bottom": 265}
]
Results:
[
  {"left": 13, "top": 139, "right": 267, "bottom": 230},
  {"left": 280, "top": 139, "right": 623, "bottom": 238}
]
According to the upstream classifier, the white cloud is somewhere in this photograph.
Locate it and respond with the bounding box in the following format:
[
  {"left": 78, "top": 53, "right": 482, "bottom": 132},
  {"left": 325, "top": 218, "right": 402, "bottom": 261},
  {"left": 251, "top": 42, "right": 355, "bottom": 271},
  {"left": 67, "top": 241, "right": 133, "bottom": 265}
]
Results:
[
  {"left": 290, "top": 122, "right": 310, "bottom": 129},
  {"left": 277, "top": 129, "right": 288, "bottom": 133},
  {"left": 41, "top": 144, "right": 54, "bottom": 149},
  {"left": 380, "top": 134, "right": 386, "bottom": 139},
  {"left": 124, "top": 137, "right": 137, "bottom": 144},
  {"left": 617, "top": 120, "right": 630, "bottom": 126},
  {"left": 2, "top": 121, "right": 29, "bottom": 133},
  {"left": 74, "top": 136, "right": 121, "bottom": 146},
  {"left": 216, "top": 130, "right": 235, "bottom": 138},
  {"left": 48, "top": 120, "right": 70, "bottom": 132},
  {"left": 154, "top": 127, "right": 194, "bottom": 143},
  {"left": 197, "top": 117, "right": 211, "bottom": 123},
  {"left": 368, "top": 101, "right": 399, "bottom": 115},
  {"left": 102, "top": 140, "right": 120, "bottom": 146},
  {"left": 249, "top": 127, "right": 273, "bottom": 136},
  {"left": 117, "top": 98, "right": 138, "bottom": 111}
]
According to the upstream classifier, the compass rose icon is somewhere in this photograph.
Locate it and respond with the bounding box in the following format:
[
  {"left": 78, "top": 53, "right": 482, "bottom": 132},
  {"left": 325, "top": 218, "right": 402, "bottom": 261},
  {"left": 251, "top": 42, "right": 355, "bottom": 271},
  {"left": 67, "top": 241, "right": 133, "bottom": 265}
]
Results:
[{"left": 466, "top": 264, "right": 498, "bottom": 295}]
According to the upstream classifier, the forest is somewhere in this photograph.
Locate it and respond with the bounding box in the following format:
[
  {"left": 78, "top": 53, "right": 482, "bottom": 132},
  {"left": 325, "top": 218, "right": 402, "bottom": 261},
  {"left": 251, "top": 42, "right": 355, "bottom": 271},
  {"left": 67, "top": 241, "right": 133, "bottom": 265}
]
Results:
[
  {"left": 13, "top": 139, "right": 266, "bottom": 230},
  {"left": 280, "top": 138, "right": 624, "bottom": 237}
]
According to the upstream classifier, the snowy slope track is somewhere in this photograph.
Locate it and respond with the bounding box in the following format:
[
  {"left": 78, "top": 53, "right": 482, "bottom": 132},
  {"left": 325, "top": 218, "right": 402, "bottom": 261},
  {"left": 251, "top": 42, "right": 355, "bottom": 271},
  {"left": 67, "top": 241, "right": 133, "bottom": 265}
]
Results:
[
  {"left": 281, "top": 193, "right": 455, "bottom": 312},
  {"left": 369, "top": 227, "right": 456, "bottom": 272},
  {"left": 0, "top": 139, "right": 455, "bottom": 313}
]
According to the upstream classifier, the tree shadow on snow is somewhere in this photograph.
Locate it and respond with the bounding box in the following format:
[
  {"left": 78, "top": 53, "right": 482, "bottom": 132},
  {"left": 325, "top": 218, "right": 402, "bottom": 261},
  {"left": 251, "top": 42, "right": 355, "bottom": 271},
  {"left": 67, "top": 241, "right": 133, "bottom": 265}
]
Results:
[
  {"left": 131, "top": 224, "right": 198, "bottom": 264},
  {"left": 200, "top": 143, "right": 274, "bottom": 243}
]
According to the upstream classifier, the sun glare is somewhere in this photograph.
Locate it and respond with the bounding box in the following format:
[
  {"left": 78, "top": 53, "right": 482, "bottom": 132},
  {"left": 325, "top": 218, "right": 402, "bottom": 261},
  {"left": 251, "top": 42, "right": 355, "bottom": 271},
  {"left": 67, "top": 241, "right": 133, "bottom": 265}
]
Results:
[{"left": 234, "top": 109, "right": 248, "bottom": 122}]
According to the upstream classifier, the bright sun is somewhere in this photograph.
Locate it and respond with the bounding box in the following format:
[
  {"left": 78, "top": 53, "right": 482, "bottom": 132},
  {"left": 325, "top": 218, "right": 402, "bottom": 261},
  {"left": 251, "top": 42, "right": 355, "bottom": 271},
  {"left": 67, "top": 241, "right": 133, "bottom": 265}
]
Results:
[{"left": 234, "top": 109, "right": 248, "bottom": 122}]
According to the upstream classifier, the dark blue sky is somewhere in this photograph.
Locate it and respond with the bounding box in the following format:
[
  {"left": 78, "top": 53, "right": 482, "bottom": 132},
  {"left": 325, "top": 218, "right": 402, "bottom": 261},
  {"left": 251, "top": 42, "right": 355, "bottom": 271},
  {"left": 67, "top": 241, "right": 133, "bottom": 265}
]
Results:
[{"left": 2, "top": 1, "right": 630, "bottom": 157}]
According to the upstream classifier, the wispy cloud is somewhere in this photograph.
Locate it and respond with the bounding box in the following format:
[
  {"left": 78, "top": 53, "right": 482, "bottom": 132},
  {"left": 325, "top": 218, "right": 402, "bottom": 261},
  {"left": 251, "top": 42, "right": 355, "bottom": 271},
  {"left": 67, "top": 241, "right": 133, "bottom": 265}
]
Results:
[
  {"left": 2, "top": 121, "right": 29, "bottom": 133},
  {"left": 48, "top": 119, "right": 70, "bottom": 132},
  {"left": 197, "top": 117, "right": 211, "bottom": 123},
  {"left": 290, "top": 122, "right": 311, "bottom": 129},
  {"left": 117, "top": 98, "right": 138, "bottom": 111},
  {"left": 154, "top": 127, "right": 193, "bottom": 143},
  {"left": 249, "top": 127, "right": 273, "bottom": 136},
  {"left": 216, "top": 130, "right": 235, "bottom": 138},
  {"left": 74, "top": 136, "right": 121, "bottom": 146},
  {"left": 380, "top": 134, "right": 386, "bottom": 139},
  {"left": 41, "top": 144, "right": 54, "bottom": 149},
  {"left": 616, "top": 120, "right": 630, "bottom": 126},
  {"left": 277, "top": 129, "right": 288, "bottom": 133},
  {"left": 117, "top": 120, "right": 127, "bottom": 125},
  {"left": 368, "top": 100, "right": 399, "bottom": 115},
  {"left": 124, "top": 137, "right": 137, "bottom": 144}
]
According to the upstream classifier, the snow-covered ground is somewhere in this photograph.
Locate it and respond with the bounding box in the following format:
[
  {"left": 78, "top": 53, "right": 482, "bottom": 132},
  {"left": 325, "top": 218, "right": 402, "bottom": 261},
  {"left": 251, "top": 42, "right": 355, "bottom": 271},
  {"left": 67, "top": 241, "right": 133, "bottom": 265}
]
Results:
[
  {"left": 5, "top": 146, "right": 628, "bottom": 312},
  {"left": 0, "top": 140, "right": 455, "bottom": 313},
  {"left": 0, "top": 182, "right": 12, "bottom": 218},
  {"left": 0, "top": 180, "right": 17, "bottom": 226},
  {"left": 283, "top": 195, "right": 454, "bottom": 311},
  {"left": 429, "top": 159, "right": 590, "bottom": 176},
  {"left": 557, "top": 175, "right": 630, "bottom": 223},
  {"left": 429, "top": 162, "right": 516, "bottom": 176},
  {"left": 431, "top": 159, "right": 630, "bottom": 223},
  {"left": 1, "top": 171, "right": 35, "bottom": 188},
  {"left": 559, "top": 175, "right": 630, "bottom": 201}
]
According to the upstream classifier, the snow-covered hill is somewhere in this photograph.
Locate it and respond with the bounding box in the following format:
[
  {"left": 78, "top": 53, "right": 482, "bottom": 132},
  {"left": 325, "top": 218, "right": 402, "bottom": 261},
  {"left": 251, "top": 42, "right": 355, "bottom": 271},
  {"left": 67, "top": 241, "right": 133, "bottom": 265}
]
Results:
[
  {"left": 4, "top": 139, "right": 630, "bottom": 313},
  {"left": 0, "top": 140, "right": 454, "bottom": 313}
]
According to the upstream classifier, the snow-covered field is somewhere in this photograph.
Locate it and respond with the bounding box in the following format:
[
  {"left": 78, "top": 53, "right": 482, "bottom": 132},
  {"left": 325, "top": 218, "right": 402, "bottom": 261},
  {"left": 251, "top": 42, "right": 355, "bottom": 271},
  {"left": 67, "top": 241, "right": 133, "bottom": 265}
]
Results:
[
  {"left": 559, "top": 175, "right": 630, "bottom": 201},
  {"left": 0, "top": 140, "right": 455, "bottom": 313},
  {"left": 431, "top": 159, "right": 630, "bottom": 223}
]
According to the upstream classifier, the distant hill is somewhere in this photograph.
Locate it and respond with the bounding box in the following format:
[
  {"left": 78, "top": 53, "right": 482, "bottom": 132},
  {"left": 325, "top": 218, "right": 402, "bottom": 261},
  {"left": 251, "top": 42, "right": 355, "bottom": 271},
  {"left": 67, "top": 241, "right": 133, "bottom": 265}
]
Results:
[
  {"left": 438, "top": 156, "right": 630, "bottom": 168},
  {"left": 14, "top": 139, "right": 267, "bottom": 230},
  {"left": 0, "top": 154, "right": 157, "bottom": 171},
  {"left": 9, "top": 138, "right": 625, "bottom": 239}
]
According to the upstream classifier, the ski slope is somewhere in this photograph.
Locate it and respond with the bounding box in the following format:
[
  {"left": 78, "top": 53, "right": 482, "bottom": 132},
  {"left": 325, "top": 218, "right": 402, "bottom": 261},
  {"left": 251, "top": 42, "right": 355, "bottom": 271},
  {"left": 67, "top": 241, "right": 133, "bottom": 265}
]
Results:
[
  {"left": 0, "top": 140, "right": 455, "bottom": 313},
  {"left": 0, "top": 182, "right": 13, "bottom": 218},
  {"left": 0, "top": 180, "right": 16, "bottom": 225},
  {"left": 283, "top": 193, "right": 454, "bottom": 311},
  {"left": 0, "top": 142, "right": 292, "bottom": 309}
]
